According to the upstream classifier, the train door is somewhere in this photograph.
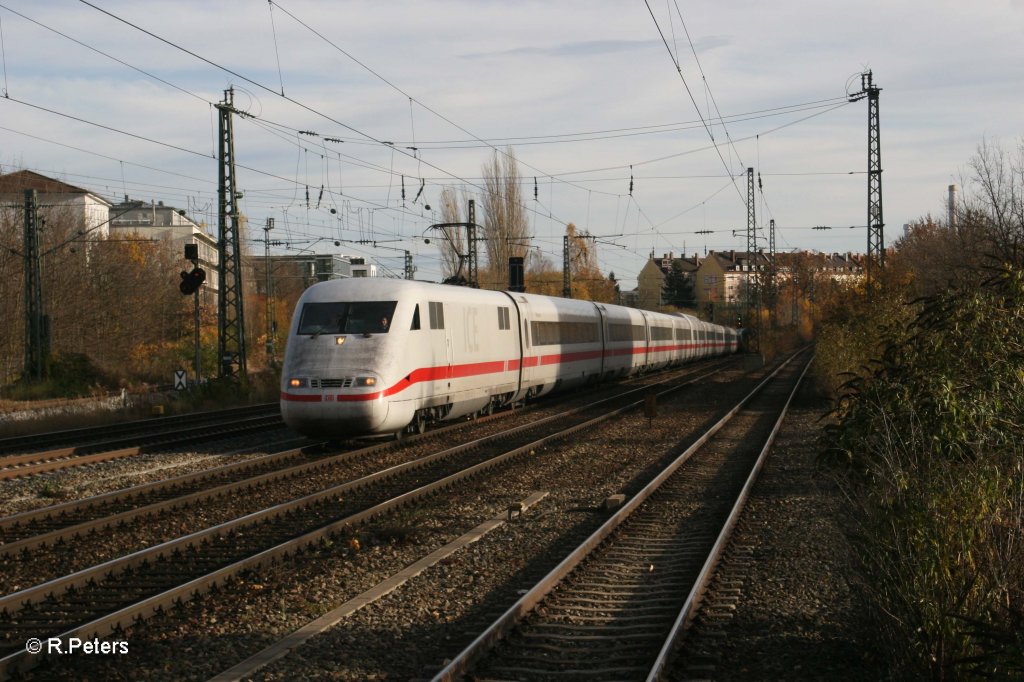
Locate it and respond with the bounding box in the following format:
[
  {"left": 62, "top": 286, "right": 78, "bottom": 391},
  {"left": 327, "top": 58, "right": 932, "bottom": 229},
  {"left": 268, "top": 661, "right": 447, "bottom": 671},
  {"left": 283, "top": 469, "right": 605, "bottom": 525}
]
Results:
[
  {"left": 641, "top": 310, "right": 652, "bottom": 370},
  {"left": 445, "top": 329, "right": 454, "bottom": 381},
  {"left": 427, "top": 299, "right": 453, "bottom": 393},
  {"left": 515, "top": 296, "right": 538, "bottom": 398}
]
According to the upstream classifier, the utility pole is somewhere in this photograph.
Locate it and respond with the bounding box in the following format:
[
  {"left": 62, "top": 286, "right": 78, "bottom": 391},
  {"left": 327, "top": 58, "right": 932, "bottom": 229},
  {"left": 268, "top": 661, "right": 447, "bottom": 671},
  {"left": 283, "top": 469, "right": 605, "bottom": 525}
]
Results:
[
  {"left": 216, "top": 87, "right": 247, "bottom": 380},
  {"left": 849, "top": 70, "right": 883, "bottom": 283},
  {"left": 22, "top": 189, "right": 47, "bottom": 381},
  {"left": 768, "top": 218, "right": 777, "bottom": 333},
  {"left": 403, "top": 250, "right": 414, "bottom": 280},
  {"left": 428, "top": 198, "right": 481, "bottom": 288},
  {"left": 563, "top": 230, "right": 613, "bottom": 300},
  {"left": 466, "top": 199, "right": 478, "bottom": 288},
  {"left": 562, "top": 234, "right": 571, "bottom": 298},
  {"left": 264, "top": 218, "right": 275, "bottom": 362},
  {"left": 746, "top": 167, "right": 759, "bottom": 350}
]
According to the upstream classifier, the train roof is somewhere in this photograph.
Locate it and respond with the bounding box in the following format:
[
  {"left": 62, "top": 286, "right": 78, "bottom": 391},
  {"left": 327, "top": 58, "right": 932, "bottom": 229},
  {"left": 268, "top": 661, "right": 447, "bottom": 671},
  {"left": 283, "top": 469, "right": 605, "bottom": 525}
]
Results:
[{"left": 297, "top": 278, "right": 736, "bottom": 332}]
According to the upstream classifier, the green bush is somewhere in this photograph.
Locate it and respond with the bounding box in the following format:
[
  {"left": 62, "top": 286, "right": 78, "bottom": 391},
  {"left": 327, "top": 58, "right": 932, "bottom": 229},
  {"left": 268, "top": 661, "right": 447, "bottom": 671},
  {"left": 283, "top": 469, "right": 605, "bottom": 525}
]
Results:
[
  {"left": 169, "top": 367, "right": 280, "bottom": 413},
  {"left": 825, "top": 268, "right": 1024, "bottom": 678},
  {"left": 813, "top": 271, "right": 918, "bottom": 400},
  {"left": 4, "top": 352, "right": 113, "bottom": 400}
]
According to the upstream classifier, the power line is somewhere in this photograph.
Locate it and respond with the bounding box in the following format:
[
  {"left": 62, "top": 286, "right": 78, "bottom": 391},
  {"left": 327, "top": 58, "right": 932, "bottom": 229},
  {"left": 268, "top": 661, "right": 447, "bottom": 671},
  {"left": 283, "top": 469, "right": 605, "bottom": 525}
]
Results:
[
  {"left": 0, "top": 126, "right": 212, "bottom": 185},
  {"left": 547, "top": 101, "right": 851, "bottom": 177},
  {"left": 644, "top": 0, "right": 745, "bottom": 206},
  {"left": 76, "top": 0, "right": 482, "bottom": 194},
  {"left": 2, "top": 95, "right": 213, "bottom": 160},
  {"left": 669, "top": 0, "right": 747, "bottom": 170},
  {"left": 69, "top": 0, "right": 591, "bottom": 240},
  {"left": 266, "top": 0, "right": 621, "bottom": 204},
  {"left": 281, "top": 97, "right": 849, "bottom": 149},
  {"left": 0, "top": 1, "right": 209, "bottom": 104}
]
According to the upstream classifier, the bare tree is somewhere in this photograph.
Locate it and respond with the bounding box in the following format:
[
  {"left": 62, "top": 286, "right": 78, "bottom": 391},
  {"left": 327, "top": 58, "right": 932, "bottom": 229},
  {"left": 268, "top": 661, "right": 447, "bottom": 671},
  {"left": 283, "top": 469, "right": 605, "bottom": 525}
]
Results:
[
  {"left": 963, "top": 137, "right": 1024, "bottom": 267},
  {"left": 481, "top": 147, "right": 530, "bottom": 290},
  {"left": 0, "top": 204, "right": 24, "bottom": 383},
  {"left": 435, "top": 187, "right": 466, "bottom": 281},
  {"left": 524, "top": 249, "right": 560, "bottom": 296},
  {"left": 565, "top": 223, "right": 615, "bottom": 302}
]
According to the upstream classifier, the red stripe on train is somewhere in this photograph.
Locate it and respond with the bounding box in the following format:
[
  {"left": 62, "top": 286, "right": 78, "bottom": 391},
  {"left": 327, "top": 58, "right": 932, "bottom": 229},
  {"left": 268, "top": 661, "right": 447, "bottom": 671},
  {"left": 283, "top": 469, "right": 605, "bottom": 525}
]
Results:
[{"left": 281, "top": 342, "right": 730, "bottom": 404}]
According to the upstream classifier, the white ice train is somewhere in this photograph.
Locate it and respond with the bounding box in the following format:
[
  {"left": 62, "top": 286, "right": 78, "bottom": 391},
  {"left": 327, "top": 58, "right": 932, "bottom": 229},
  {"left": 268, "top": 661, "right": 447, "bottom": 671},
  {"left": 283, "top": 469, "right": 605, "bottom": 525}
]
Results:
[{"left": 280, "top": 278, "right": 740, "bottom": 438}]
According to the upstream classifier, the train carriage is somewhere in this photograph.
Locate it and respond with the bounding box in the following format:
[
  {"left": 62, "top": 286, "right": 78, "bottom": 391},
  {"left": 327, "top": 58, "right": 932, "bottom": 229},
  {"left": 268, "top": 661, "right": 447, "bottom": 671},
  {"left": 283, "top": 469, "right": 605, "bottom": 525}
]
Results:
[
  {"left": 644, "top": 310, "right": 677, "bottom": 371},
  {"left": 281, "top": 278, "right": 739, "bottom": 438},
  {"left": 599, "top": 304, "right": 648, "bottom": 379},
  {"left": 512, "top": 293, "right": 605, "bottom": 398}
]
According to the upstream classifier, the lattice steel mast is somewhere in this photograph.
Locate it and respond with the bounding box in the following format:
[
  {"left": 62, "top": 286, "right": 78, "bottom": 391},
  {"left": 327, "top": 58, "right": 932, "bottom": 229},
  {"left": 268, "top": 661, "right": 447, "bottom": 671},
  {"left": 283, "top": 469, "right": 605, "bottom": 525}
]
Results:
[
  {"left": 22, "top": 190, "right": 46, "bottom": 381},
  {"left": 849, "top": 71, "right": 883, "bottom": 281},
  {"left": 217, "top": 87, "right": 247, "bottom": 379},
  {"left": 467, "top": 199, "right": 478, "bottom": 288},
  {"left": 746, "top": 167, "right": 759, "bottom": 349}
]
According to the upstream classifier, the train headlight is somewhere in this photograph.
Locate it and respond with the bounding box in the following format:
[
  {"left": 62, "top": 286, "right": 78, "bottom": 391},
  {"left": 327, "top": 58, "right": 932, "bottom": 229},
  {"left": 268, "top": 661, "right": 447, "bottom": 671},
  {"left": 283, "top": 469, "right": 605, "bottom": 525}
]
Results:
[
  {"left": 288, "top": 378, "right": 308, "bottom": 388},
  {"left": 335, "top": 336, "right": 346, "bottom": 346},
  {"left": 355, "top": 376, "right": 377, "bottom": 387}
]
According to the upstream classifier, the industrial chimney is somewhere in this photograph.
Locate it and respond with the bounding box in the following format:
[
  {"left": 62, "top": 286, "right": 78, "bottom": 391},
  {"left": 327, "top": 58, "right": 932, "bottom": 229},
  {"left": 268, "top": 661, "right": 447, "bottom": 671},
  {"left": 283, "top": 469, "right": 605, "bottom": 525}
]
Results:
[{"left": 948, "top": 184, "right": 958, "bottom": 229}]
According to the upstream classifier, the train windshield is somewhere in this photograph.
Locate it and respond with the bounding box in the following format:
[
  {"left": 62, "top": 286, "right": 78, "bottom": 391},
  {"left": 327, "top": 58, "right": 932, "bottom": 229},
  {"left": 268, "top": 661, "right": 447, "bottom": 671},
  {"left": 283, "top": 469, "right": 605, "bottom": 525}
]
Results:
[{"left": 297, "top": 301, "right": 398, "bottom": 335}]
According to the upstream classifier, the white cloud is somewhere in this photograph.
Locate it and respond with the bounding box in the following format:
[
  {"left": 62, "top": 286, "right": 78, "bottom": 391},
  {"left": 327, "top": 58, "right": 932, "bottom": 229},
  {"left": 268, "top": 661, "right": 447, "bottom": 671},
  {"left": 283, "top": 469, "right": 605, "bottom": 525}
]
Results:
[{"left": 0, "top": 0, "right": 1020, "bottom": 287}]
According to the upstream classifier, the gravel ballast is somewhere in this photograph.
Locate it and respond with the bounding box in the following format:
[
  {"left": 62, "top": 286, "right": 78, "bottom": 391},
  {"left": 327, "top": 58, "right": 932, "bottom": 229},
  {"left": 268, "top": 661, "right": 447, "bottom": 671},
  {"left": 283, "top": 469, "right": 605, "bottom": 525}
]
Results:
[
  {"left": 14, "top": 360, "right": 887, "bottom": 680},
  {"left": 667, "top": 378, "right": 887, "bottom": 680}
]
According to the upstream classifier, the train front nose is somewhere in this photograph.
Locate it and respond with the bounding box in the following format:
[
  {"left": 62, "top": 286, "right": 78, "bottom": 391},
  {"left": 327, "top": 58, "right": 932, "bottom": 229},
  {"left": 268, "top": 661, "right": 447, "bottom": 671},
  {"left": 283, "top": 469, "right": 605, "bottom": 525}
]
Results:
[{"left": 280, "top": 374, "right": 390, "bottom": 437}]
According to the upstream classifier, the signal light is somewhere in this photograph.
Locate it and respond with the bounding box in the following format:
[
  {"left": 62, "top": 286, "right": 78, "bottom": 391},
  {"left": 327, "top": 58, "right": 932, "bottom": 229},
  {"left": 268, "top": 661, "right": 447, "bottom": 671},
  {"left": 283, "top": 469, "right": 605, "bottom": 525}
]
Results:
[{"left": 179, "top": 267, "right": 206, "bottom": 295}]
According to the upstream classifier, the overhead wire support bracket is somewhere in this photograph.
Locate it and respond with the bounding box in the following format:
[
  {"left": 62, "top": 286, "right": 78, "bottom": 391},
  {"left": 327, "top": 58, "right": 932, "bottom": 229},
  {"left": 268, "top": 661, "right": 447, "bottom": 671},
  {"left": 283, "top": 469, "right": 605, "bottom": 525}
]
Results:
[{"left": 426, "top": 199, "right": 483, "bottom": 288}]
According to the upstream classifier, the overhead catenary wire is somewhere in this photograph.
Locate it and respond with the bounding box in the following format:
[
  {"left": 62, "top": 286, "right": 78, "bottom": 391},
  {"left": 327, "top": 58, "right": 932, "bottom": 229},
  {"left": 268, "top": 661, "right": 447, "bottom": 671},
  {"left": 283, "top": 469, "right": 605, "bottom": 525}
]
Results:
[
  {"left": 266, "top": 0, "right": 627, "bottom": 203},
  {"left": 0, "top": 10, "right": 8, "bottom": 97},
  {"left": 643, "top": 0, "right": 745, "bottom": 207},
  {"left": 75, "top": 0, "right": 485, "bottom": 195},
  {"left": 17, "top": 1, "right": 854, "bottom": 224},
  {"left": 670, "top": 0, "right": 747, "bottom": 171},
  {"left": 0, "top": 1, "right": 874, "bottom": 290},
  {"left": 278, "top": 97, "right": 849, "bottom": 150},
  {"left": 64, "top": 0, "right": 589, "bottom": 241},
  {"left": 267, "top": 0, "right": 286, "bottom": 97},
  {"left": 0, "top": 1, "right": 208, "bottom": 104}
]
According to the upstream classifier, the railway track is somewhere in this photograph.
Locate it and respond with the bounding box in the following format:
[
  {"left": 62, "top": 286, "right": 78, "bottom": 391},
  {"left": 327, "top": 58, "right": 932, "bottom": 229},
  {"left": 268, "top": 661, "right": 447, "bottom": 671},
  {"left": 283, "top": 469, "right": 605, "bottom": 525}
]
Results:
[
  {"left": 432, "top": 349, "right": 812, "bottom": 681},
  {"left": 0, "top": 443, "right": 341, "bottom": 555},
  {"left": 0, "top": 359, "right": 730, "bottom": 563},
  {"left": 0, "top": 358, "right": 732, "bottom": 679},
  {"left": 0, "top": 404, "right": 283, "bottom": 480},
  {"left": 0, "top": 403, "right": 279, "bottom": 455}
]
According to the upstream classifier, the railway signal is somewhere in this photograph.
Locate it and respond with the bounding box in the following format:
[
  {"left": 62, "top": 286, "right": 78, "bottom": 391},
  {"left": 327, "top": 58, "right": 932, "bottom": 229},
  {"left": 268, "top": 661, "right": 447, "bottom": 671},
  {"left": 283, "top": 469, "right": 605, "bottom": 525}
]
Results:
[{"left": 178, "top": 267, "right": 206, "bottom": 295}]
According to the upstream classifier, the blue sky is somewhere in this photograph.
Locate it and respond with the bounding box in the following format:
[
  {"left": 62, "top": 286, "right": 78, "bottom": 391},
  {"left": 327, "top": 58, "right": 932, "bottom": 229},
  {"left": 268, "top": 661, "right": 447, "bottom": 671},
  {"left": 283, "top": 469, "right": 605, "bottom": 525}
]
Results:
[{"left": 1, "top": 0, "right": 1022, "bottom": 288}]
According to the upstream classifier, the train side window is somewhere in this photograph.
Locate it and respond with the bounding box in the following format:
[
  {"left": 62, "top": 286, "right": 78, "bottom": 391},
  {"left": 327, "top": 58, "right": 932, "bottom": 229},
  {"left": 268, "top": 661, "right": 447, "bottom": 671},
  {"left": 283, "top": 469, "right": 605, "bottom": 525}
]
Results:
[
  {"left": 498, "top": 306, "right": 511, "bottom": 330},
  {"left": 428, "top": 301, "right": 445, "bottom": 329},
  {"left": 411, "top": 304, "right": 421, "bottom": 331}
]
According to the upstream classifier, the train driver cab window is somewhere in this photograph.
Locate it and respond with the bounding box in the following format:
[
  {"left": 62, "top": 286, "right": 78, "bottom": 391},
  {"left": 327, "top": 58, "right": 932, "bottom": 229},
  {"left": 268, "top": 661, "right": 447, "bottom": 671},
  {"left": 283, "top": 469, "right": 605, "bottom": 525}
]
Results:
[
  {"left": 297, "top": 301, "right": 397, "bottom": 335},
  {"left": 411, "top": 304, "right": 421, "bottom": 330}
]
